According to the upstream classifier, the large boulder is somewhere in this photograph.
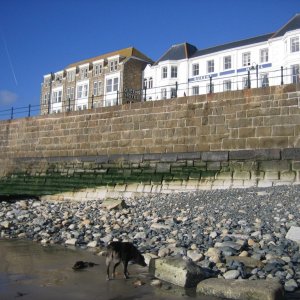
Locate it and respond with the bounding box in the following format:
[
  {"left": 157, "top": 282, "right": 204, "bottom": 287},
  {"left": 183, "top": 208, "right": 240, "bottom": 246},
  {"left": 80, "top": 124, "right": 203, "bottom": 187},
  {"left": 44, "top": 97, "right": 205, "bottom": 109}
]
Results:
[
  {"left": 149, "top": 257, "right": 209, "bottom": 288},
  {"left": 197, "top": 278, "right": 284, "bottom": 300},
  {"left": 100, "top": 199, "right": 126, "bottom": 210}
]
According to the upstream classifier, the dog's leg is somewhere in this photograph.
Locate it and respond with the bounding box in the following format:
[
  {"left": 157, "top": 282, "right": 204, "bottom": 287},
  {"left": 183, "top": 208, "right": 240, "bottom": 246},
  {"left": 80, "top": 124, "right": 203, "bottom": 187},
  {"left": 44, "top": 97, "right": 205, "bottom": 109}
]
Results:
[
  {"left": 123, "top": 260, "right": 129, "bottom": 279},
  {"left": 106, "top": 257, "right": 111, "bottom": 280},
  {"left": 112, "top": 261, "right": 121, "bottom": 279}
]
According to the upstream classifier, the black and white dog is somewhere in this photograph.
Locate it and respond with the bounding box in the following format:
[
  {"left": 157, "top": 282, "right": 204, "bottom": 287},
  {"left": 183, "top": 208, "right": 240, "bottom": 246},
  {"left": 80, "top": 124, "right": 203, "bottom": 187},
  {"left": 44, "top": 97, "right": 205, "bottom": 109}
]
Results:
[{"left": 106, "top": 241, "right": 147, "bottom": 280}]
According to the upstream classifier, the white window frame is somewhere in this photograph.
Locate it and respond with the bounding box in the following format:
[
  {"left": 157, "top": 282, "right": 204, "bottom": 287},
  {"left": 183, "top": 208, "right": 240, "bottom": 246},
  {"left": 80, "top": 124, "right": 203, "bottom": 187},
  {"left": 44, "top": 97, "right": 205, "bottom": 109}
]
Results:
[
  {"left": 52, "top": 90, "right": 62, "bottom": 103},
  {"left": 143, "top": 78, "right": 147, "bottom": 89},
  {"left": 171, "top": 66, "right": 177, "bottom": 78},
  {"left": 77, "top": 84, "right": 88, "bottom": 99},
  {"left": 192, "top": 86, "right": 199, "bottom": 95},
  {"left": 192, "top": 63, "right": 199, "bottom": 76},
  {"left": 67, "top": 87, "right": 75, "bottom": 100},
  {"left": 162, "top": 67, "right": 168, "bottom": 79},
  {"left": 242, "top": 52, "right": 251, "bottom": 66},
  {"left": 106, "top": 77, "right": 119, "bottom": 93},
  {"left": 291, "top": 64, "right": 300, "bottom": 84},
  {"left": 148, "top": 77, "right": 153, "bottom": 89},
  {"left": 260, "top": 48, "right": 269, "bottom": 63},
  {"left": 110, "top": 60, "right": 118, "bottom": 72},
  {"left": 67, "top": 71, "right": 75, "bottom": 82},
  {"left": 80, "top": 67, "right": 88, "bottom": 80},
  {"left": 291, "top": 37, "right": 300, "bottom": 53},
  {"left": 207, "top": 60, "right": 214, "bottom": 73},
  {"left": 223, "top": 56, "right": 231, "bottom": 70},
  {"left": 93, "top": 64, "right": 102, "bottom": 76}
]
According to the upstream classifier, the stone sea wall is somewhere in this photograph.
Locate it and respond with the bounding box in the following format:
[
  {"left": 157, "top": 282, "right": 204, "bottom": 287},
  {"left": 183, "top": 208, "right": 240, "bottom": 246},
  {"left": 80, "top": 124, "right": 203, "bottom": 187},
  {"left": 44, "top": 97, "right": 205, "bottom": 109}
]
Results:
[{"left": 0, "top": 84, "right": 300, "bottom": 198}]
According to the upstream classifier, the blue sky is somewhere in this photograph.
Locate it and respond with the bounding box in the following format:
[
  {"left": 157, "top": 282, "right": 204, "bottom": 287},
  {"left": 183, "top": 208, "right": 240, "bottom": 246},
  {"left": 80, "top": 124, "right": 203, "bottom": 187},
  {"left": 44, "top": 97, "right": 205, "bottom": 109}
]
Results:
[{"left": 0, "top": 0, "right": 299, "bottom": 118}]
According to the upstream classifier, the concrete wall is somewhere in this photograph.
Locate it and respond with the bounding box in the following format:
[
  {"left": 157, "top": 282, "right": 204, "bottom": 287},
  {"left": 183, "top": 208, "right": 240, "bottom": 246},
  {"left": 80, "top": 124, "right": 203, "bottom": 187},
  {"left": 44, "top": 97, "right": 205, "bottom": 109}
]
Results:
[{"left": 1, "top": 84, "right": 300, "bottom": 198}]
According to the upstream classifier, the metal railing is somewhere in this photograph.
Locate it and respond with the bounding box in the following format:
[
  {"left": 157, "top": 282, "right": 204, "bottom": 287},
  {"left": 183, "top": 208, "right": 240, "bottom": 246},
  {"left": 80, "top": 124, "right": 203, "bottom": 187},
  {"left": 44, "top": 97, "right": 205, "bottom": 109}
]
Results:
[{"left": 0, "top": 65, "right": 299, "bottom": 121}]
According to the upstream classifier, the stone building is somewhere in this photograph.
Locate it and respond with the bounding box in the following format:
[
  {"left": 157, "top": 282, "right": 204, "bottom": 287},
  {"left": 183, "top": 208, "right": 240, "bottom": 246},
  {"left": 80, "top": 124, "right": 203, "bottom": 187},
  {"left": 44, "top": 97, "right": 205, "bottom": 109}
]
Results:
[{"left": 40, "top": 47, "right": 152, "bottom": 114}]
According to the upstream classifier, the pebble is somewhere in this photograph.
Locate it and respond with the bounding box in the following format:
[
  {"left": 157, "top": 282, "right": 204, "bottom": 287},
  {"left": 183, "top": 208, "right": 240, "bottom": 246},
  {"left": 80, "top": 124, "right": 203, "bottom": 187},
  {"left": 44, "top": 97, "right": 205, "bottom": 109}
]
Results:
[{"left": 0, "top": 185, "right": 300, "bottom": 294}]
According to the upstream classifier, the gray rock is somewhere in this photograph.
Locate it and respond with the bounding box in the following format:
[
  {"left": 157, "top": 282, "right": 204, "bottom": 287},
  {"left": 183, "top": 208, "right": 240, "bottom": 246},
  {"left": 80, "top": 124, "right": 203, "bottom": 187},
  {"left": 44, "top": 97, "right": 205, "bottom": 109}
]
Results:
[
  {"left": 187, "top": 250, "right": 204, "bottom": 262},
  {"left": 286, "top": 226, "right": 300, "bottom": 244},
  {"left": 197, "top": 278, "right": 285, "bottom": 300},
  {"left": 149, "top": 257, "right": 207, "bottom": 288},
  {"left": 223, "top": 270, "right": 240, "bottom": 280},
  {"left": 284, "top": 279, "right": 298, "bottom": 292},
  {"left": 65, "top": 238, "right": 77, "bottom": 246},
  {"left": 101, "top": 199, "right": 126, "bottom": 210}
]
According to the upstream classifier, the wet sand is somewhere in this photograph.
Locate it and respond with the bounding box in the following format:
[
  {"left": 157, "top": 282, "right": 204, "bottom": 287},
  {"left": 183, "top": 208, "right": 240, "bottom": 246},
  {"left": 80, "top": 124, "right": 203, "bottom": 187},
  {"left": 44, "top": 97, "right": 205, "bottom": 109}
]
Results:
[{"left": 0, "top": 239, "right": 222, "bottom": 300}]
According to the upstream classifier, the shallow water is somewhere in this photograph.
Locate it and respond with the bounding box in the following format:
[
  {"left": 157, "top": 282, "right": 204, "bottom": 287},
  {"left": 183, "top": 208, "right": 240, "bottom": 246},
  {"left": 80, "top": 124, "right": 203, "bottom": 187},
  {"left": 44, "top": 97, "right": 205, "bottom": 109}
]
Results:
[{"left": 0, "top": 239, "right": 223, "bottom": 300}]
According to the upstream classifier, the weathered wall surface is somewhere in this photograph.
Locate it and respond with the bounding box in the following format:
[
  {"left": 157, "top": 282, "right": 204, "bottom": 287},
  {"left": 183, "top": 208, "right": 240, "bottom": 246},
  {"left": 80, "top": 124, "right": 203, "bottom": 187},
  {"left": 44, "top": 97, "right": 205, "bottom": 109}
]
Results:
[{"left": 0, "top": 84, "right": 300, "bottom": 198}]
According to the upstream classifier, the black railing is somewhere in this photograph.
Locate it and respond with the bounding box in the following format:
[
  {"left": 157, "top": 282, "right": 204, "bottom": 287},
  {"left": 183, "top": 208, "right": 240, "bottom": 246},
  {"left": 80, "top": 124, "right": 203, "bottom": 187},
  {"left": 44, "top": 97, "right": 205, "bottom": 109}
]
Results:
[{"left": 0, "top": 66, "right": 299, "bottom": 121}]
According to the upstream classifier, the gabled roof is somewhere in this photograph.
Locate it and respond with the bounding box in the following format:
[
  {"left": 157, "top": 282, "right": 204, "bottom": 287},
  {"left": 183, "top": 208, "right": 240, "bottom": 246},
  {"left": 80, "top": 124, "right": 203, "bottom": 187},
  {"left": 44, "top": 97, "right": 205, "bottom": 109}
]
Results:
[
  {"left": 154, "top": 43, "right": 198, "bottom": 65},
  {"left": 272, "top": 14, "right": 300, "bottom": 38},
  {"left": 67, "top": 47, "right": 153, "bottom": 68},
  {"left": 191, "top": 33, "right": 273, "bottom": 58}
]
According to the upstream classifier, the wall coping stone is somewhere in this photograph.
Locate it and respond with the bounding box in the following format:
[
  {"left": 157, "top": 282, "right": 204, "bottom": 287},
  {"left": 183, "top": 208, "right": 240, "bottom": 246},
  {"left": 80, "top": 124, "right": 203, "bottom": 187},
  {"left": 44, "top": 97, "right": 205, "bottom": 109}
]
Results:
[{"left": 229, "top": 149, "right": 281, "bottom": 161}]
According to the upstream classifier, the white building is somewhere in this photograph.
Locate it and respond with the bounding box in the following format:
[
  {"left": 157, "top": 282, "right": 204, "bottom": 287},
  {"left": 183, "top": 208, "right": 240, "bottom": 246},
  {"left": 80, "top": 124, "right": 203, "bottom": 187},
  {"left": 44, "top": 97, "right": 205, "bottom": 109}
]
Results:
[{"left": 143, "top": 14, "right": 300, "bottom": 100}]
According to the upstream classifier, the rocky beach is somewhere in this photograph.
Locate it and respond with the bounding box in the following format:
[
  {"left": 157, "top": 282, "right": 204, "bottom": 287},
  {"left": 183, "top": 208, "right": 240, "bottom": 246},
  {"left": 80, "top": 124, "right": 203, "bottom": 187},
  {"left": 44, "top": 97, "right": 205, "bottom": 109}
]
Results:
[{"left": 1, "top": 185, "right": 300, "bottom": 297}]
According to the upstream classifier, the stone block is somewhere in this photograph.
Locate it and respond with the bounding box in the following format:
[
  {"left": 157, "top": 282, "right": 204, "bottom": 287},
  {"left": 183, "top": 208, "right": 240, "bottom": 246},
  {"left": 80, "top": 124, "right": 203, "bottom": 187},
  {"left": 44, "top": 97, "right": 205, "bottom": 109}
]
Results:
[
  {"left": 257, "top": 180, "right": 273, "bottom": 188},
  {"left": 207, "top": 162, "right": 221, "bottom": 171},
  {"left": 264, "top": 172, "right": 279, "bottom": 180},
  {"left": 282, "top": 148, "right": 300, "bottom": 160},
  {"left": 229, "top": 149, "right": 280, "bottom": 161},
  {"left": 233, "top": 171, "right": 250, "bottom": 180},
  {"left": 201, "top": 151, "right": 228, "bottom": 162},
  {"left": 280, "top": 171, "right": 296, "bottom": 181},
  {"left": 197, "top": 278, "right": 284, "bottom": 300},
  {"left": 216, "top": 172, "right": 232, "bottom": 180},
  {"left": 149, "top": 257, "right": 207, "bottom": 288},
  {"left": 177, "top": 152, "right": 201, "bottom": 160},
  {"left": 259, "top": 160, "right": 289, "bottom": 172},
  {"left": 160, "top": 153, "right": 178, "bottom": 162},
  {"left": 156, "top": 163, "right": 171, "bottom": 173}
]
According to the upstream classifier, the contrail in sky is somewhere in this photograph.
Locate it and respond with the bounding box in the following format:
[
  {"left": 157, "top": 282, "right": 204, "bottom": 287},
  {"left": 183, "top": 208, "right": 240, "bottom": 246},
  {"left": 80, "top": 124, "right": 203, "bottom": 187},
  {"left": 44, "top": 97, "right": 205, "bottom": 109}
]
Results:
[{"left": 1, "top": 30, "right": 18, "bottom": 86}]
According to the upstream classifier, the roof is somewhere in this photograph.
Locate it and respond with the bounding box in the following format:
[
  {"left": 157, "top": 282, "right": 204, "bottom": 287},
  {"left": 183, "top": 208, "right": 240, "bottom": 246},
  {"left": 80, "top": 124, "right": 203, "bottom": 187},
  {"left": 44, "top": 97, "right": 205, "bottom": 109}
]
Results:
[
  {"left": 154, "top": 43, "right": 198, "bottom": 65},
  {"left": 191, "top": 33, "right": 273, "bottom": 58},
  {"left": 66, "top": 47, "right": 153, "bottom": 68},
  {"left": 271, "top": 14, "right": 300, "bottom": 38}
]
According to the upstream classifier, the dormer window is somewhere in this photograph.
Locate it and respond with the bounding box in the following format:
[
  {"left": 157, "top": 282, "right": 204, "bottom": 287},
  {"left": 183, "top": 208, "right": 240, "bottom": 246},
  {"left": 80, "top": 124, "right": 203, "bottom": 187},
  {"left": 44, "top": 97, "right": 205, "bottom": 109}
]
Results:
[
  {"left": 93, "top": 63, "right": 103, "bottom": 76},
  {"left": 80, "top": 67, "right": 88, "bottom": 80},
  {"left": 67, "top": 70, "right": 75, "bottom": 82},
  {"left": 55, "top": 74, "right": 63, "bottom": 82},
  {"left": 110, "top": 60, "right": 118, "bottom": 72}
]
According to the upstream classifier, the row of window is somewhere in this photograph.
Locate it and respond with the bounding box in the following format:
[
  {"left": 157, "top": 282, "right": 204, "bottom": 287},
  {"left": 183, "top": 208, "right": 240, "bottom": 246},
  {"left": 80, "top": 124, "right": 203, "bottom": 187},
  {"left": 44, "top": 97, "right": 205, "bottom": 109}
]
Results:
[
  {"left": 44, "top": 59, "right": 119, "bottom": 86},
  {"left": 161, "top": 66, "right": 178, "bottom": 79},
  {"left": 44, "top": 77, "right": 119, "bottom": 104},
  {"left": 191, "top": 48, "right": 269, "bottom": 76},
  {"left": 190, "top": 73, "right": 280, "bottom": 95}
]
